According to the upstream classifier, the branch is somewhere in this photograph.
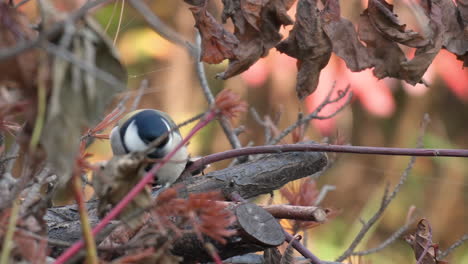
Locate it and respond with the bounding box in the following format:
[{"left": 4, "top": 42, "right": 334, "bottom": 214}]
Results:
[
  {"left": 438, "top": 234, "right": 468, "bottom": 260},
  {"left": 128, "top": 0, "right": 197, "bottom": 57},
  {"left": 0, "top": 0, "right": 114, "bottom": 61},
  {"left": 336, "top": 115, "right": 430, "bottom": 262},
  {"left": 187, "top": 143, "right": 468, "bottom": 174},
  {"left": 194, "top": 32, "right": 245, "bottom": 157},
  {"left": 45, "top": 150, "right": 327, "bottom": 259},
  {"left": 268, "top": 84, "right": 352, "bottom": 145}
]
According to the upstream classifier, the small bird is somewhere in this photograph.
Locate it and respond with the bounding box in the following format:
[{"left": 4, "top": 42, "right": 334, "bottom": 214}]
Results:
[{"left": 109, "top": 109, "right": 188, "bottom": 186}]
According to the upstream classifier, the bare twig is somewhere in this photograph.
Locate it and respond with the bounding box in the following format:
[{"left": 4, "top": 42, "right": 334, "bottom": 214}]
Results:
[
  {"left": 128, "top": 0, "right": 197, "bottom": 57},
  {"left": 229, "top": 192, "right": 325, "bottom": 264},
  {"left": 250, "top": 107, "right": 273, "bottom": 144},
  {"left": 283, "top": 232, "right": 323, "bottom": 264},
  {"left": 269, "top": 84, "right": 352, "bottom": 145},
  {"left": 130, "top": 79, "right": 149, "bottom": 111},
  {"left": 314, "top": 185, "right": 336, "bottom": 206},
  {"left": 352, "top": 219, "right": 416, "bottom": 256},
  {"left": 0, "top": 0, "right": 114, "bottom": 61},
  {"left": 41, "top": 42, "right": 126, "bottom": 91},
  {"left": 261, "top": 204, "right": 327, "bottom": 222},
  {"left": 438, "top": 234, "right": 468, "bottom": 260},
  {"left": 194, "top": 32, "right": 245, "bottom": 159},
  {"left": 187, "top": 143, "right": 468, "bottom": 173},
  {"left": 335, "top": 115, "right": 430, "bottom": 262},
  {"left": 14, "top": 0, "right": 32, "bottom": 8},
  {"left": 113, "top": 0, "right": 125, "bottom": 46}
]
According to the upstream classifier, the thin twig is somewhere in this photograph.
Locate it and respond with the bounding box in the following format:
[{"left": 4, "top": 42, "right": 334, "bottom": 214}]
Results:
[
  {"left": 314, "top": 185, "right": 336, "bottom": 206},
  {"left": 351, "top": 220, "right": 415, "bottom": 256},
  {"left": 113, "top": 0, "right": 125, "bottom": 46},
  {"left": 269, "top": 85, "right": 352, "bottom": 145},
  {"left": 104, "top": 0, "right": 119, "bottom": 33},
  {"left": 335, "top": 114, "right": 430, "bottom": 262},
  {"left": 0, "top": 0, "right": 114, "bottom": 61},
  {"left": 229, "top": 192, "right": 325, "bottom": 264},
  {"left": 438, "top": 234, "right": 468, "bottom": 260},
  {"left": 283, "top": 231, "right": 323, "bottom": 264},
  {"left": 128, "top": 0, "right": 197, "bottom": 57},
  {"left": 194, "top": 32, "right": 245, "bottom": 160},
  {"left": 41, "top": 41, "right": 126, "bottom": 91},
  {"left": 187, "top": 143, "right": 468, "bottom": 173},
  {"left": 130, "top": 79, "right": 149, "bottom": 111},
  {"left": 13, "top": 0, "right": 32, "bottom": 8}
]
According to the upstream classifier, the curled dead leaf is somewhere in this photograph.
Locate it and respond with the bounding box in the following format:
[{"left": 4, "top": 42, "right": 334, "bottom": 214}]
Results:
[
  {"left": 218, "top": 0, "right": 294, "bottom": 79},
  {"left": 40, "top": 15, "right": 126, "bottom": 187},
  {"left": 320, "top": 0, "right": 373, "bottom": 72},
  {"left": 367, "top": 0, "right": 429, "bottom": 47},
  {"left": 190, "top": 2, "right": 239, "bottom": 64},
  {"left": 276, "top": 0, "right": 332, "bottom": 99}
]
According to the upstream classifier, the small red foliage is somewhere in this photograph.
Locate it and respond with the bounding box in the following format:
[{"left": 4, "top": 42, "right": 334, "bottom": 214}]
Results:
[
  {"left": 82, "top": 105, "right": 125, "bottom": 140},
  {"left": 214, "top": 89, "right": 247, "bottom": 120},
  {"left": 280, "top": 178, "right": 333, "bottom": 232},
  {"left": 153, "top": 188, "right": 236, "bottom": 244}
]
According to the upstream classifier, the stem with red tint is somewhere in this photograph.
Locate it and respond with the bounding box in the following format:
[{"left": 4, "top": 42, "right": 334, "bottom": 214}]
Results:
[
  {"left": 54, "top": 110, "right": 218, "bottom": 264},
  {"left": 187, "top": 144, "right": 468, "bottom": 172}
]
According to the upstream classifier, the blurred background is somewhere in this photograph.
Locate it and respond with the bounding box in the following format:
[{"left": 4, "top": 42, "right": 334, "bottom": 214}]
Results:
[{"left": 17, "top": 0, "right": 468, "bottom": 263}]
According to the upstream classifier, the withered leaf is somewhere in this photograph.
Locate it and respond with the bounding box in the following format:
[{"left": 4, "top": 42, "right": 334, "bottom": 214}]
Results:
[
  {"left": 440, "top": 0, "right": 468, "bottom": 66},
  {"left": 458, "top": 0, "right": 468, "bottom": 22},
  {"left": 218, "top": 0, "right": 294, "bottom": 79},
  {"left": 41, "top": 16, "right": 126, "bottom": 186},
  {"left": 320, "top": 0, "right": 373, "bottom": 72},
  {"left": 190, "top": 3, "right": 239, "bottom": 64},
  {"left": 405, "top": 219, "right": 446, "bottom": 264},
  {"left": 367, "top": 0, "right": 428, "bottom": 47},
  {"left": 0, "top": 3, "right": 38, "bottom": 93},
  {"left": 399, "top": 0, "right": 444, "bottom": 84},
  {"left": 276, "top": 0, "right": 332, "bottom": 99},
  {"left": 358, "top": 9, "right": 407, "bottom": 80},
  {"left": 93, "top": 153, "right": 151, "bottom": 229}
]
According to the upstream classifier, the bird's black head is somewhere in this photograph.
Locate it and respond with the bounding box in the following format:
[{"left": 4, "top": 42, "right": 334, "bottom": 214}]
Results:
[{"left": 119, "top": 110, "right": 173, "bottom": 157}]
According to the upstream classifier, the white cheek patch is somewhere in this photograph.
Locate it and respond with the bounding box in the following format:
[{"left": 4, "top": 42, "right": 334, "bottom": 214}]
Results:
[
  {"left": 160, "top": 118, "right": 175, "bottom": 154},
  {"left": 124, "top": 121, "right": 148, "bottom": 152}
]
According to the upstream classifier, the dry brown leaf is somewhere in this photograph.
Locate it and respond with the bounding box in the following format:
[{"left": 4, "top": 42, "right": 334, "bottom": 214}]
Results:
[
  {"left": 40, "top": 14, "right": 126, "bottom": 187},
  {"left": 218, "top": 0, "right": 295, "bottom": 79},
  {"left": 190, "top": 2, "right": 239, "bottom": 64},
  {"left": 405, "top": 219, "right": 447, "bottom": 264},
  {"left": 276, "top": 0, "right": 332, "bottom": 99},
  {"left": 320, "top": 0, "right": 373, "bottom": 72},
  {"left": 399, "top": 0, "right": 444, "bottom": 84},
  {"left": 358, "top": 7, "right": 408, "bottom": 80},
  {"left": 93, "top": 153, "right": 151, "bottom": 229},
  {"left": 367, "top": 0, "right": 429, "bottom": 47},
  {"left": 0, "top": 3, "right": 39, "bottom": 93},
  {"left": 439, "top": 0, "right": 468, "bottom": 66}
]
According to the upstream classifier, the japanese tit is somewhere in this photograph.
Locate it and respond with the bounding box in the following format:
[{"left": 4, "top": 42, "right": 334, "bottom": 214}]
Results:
[{"left": 110, "top": 109, "right": 188, "bottom": 186}]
